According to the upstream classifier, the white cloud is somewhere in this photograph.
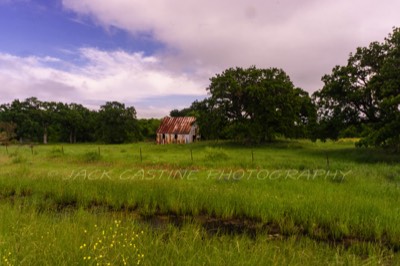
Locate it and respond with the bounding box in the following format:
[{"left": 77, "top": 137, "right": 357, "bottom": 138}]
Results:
[
  {"left": 3, "top": 1, "right": 399, "bottom": 118},
  {"left": 0, "top": 49, "right": 206, "bottom": 117},
  {"left": 62, "top": 0, "right": 400, "bottom": 91}
]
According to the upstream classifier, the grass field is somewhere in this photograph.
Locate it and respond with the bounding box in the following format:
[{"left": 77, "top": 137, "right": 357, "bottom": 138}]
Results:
[{"left": 1, "top": 140, "right": 400, "bottom": 265}]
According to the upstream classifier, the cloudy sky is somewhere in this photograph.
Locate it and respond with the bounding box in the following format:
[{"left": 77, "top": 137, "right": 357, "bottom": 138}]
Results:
[{"left": 0, "top": 0, "right": 399, "bottom": 118}]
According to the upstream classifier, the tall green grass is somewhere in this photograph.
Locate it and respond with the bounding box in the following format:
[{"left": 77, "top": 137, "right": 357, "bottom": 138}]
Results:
[
  {"left": 0, "top": 204, "right": 398, "bottom": 266},
  {"left": 1, "top": 140, "right": 400, "bottom": 264}
]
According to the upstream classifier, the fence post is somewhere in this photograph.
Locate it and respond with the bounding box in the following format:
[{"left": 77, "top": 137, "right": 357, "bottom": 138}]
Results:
[{"left": 326, "top": 153, "right": 330, "bottom": 169}]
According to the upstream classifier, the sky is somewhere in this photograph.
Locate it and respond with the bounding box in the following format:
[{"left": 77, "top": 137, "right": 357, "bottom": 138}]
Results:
[{"left": 0, "top": 0, "right": 399, "bottom": 118}]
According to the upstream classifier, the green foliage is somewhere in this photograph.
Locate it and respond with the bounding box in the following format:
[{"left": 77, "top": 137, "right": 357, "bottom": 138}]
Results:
[
  {"left": 169, "top": 107, "right": 195, "bottom": 117},
  {"left": 0, "top": 98, "right": 145, "bottom": 144},
  {"left": 209, "top": 67, "right": 295, "bottom": 142},
  {"left": 191, "top": 98, "right": 229, "bottom": 140},
  {"left": 56, "top": 102, "right": 97, "bottom": 143},
  {"left": 314, "top": 27, "right": 400, "bottom": 149},
  {"left": 178, "top": 66, "right": 316, "bottom": 143},
  {"left": 137, "top": 118, "right": 161, "bottom": 141},
  {"left": 0, "top": 98, "right": 41, "bottom": 143},
  {"left": 96, "top": 101, "right": 139, "bottom": 144}
]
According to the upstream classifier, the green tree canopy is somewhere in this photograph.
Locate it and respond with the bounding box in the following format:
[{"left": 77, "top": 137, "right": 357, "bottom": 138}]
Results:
[
  {"left": 203, "top": 66, "right": 314, "bottom": 143},
  {"left": 137, "top": 118, "right": 161, "bottom": 141},
  {"left": 0, "top": 98, "right": 141, "bottom": 144},
  {"left": 314, "top": 27, "right": 400, "bottom": 150},
  {"left": 169, "top": 108, "right": 194, "bottom": 117},
  {"left": 96, "top": 101, "right": 139, "bottom": 144}
]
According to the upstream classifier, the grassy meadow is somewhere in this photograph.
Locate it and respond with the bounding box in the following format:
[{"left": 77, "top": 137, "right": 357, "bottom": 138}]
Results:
[{"left": 1, "top": 140, "right": 400, "bottom": 265}]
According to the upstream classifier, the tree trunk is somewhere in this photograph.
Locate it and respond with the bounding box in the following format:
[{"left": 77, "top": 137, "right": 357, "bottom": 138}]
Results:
[{"left": 69, "top": 131, "right": 73, "bottom": 144}]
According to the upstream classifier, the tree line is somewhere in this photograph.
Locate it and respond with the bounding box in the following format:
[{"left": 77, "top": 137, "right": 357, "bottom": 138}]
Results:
[
  {"left": 0, "top": 98, "right": 160, "bottom": 144},
  {"left": 1, "top": 27, "right": 399, "bottom": 149}
]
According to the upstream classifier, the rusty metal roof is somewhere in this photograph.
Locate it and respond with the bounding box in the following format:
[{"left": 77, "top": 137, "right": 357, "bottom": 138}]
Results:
[{"left": 156, "top": 116, "right": 196, "bottom": 134}]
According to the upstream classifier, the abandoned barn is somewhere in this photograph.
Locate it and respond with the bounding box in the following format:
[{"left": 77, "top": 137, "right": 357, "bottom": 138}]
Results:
[{"left": 156, "top": 116, "right": 200, "bottom": 144}]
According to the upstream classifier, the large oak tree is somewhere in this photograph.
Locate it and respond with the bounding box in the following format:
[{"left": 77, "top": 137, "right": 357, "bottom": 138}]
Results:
[
  {"left": 314, "top": 27, "right": 400, "bottom": 150},
  {"left": 204, "top": 66, "right": 315, "bottom": 143}
]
